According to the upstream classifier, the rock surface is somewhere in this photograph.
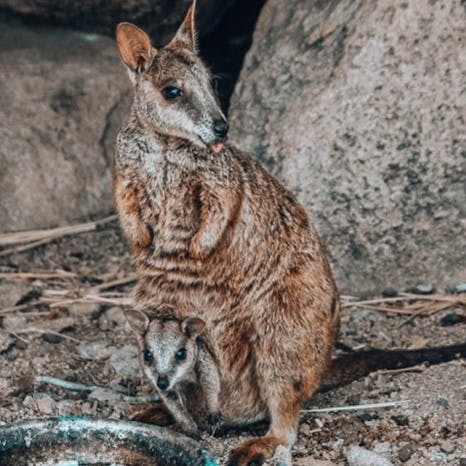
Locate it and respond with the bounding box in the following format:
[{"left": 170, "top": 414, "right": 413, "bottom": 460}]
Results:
[
  {"left": 347, "top": 446, "right": 393, "bottom": 466},
  {"left": 109, "top": 344, "right": 140, "bottom": 378},
  {"left": 0, "top": 22, "right": 131, "bottom": 232},
  {"left": 0, "top": 0, "right": 233, "bottom": 43},
  {"left": 229, "top": 0, "right": 466, "bottom": 294}
]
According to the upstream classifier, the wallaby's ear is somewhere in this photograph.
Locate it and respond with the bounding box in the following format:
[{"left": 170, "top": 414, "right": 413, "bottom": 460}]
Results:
[
  {"left": 168, "top": 0, "right": 198, "bottom": 53},
  {"left": 181, "top": 317, "right": 205, "bottom": 338},
  {"left": 116, "top": 22, "right": 155, "bottom": 74},
  {"left": 125, "top": 310, "right": 150, "bottom": 334}
]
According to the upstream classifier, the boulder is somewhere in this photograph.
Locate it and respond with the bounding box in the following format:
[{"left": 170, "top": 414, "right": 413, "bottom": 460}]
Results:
[
  {"left": 0, "top": 22, "right": 131, "bottom": 232},
  {"left": 0, "top": 0, "right": 233, "bottom": 43},
  {"left": 229, "top": 0, "right": 466, "bottom": 294}
]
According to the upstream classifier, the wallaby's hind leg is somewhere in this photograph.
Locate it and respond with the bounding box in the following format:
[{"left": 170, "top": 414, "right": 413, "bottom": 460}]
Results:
[{"left": 227, "top": 393, "right": 301, "bottom": 466}]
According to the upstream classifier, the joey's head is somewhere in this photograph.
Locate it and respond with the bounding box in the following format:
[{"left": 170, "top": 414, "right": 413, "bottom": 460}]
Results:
[
  {"left": 125, "top": 310, "right": 206, "bottom": 392},
  {"left": 116, "top": 1, "right": 228, "bottom": 153}
]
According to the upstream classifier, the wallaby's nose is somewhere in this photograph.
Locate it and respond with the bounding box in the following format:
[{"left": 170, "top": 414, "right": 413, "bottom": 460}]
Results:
[
  {"left": 157, "top": 375, "right": 169, "bottom": 390},
  {"left": 213, "top": 120, "right": 229, "bottom": 139}
]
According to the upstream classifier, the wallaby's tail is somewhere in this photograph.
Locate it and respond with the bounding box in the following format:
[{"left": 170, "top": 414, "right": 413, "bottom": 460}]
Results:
[{"left": 321, "top": 343, "right": 466, "bottom": 392}]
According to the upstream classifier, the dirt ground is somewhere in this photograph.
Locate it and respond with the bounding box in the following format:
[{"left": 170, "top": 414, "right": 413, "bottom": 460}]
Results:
[{"left": 0, "top": 220, "right": 464, "bottom": 465}]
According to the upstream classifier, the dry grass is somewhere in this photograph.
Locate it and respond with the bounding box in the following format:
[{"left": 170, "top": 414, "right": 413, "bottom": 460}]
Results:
[{"left": 0, "top": 215, "right": 118, "bottom": 256}]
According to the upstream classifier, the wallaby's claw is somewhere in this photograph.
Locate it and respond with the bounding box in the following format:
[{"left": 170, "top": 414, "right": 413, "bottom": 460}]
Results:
[
  {"left": 204, "top": 412, "right": 224, "bottom": 435},
  {"left": 185, "top": 428, "right": 203, "bottom": 441}
]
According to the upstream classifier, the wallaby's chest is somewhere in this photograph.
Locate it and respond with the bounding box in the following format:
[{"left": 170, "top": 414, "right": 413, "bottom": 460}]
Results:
[{"left": 133, "top": 157, "right": 202, "bottom": 253}]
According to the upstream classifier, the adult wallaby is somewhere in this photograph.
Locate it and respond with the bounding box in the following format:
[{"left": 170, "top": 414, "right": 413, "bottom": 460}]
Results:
[{"left": 114, "top": 2, "right": 340, "bottom": 465}]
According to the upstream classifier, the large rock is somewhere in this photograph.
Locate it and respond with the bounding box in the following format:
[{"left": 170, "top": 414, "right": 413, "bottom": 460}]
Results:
[
  {"left": 0, "top": 0, "right": 233, "bottom": 43},
  {"left": 230, "top": 0, "right": 466, "bottom": 294},
  {"left": 0, "top": 22, "right": 131, "bottom": 232}
]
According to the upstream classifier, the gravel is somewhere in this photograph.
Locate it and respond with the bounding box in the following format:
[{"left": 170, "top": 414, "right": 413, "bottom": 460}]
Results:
[{"left": 347, "top": 446, "right": 393, "bottom": 466}]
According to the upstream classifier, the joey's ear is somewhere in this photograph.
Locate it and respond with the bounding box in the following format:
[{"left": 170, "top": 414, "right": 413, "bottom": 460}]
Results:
[
  {"left": 116, "top": 22, "right": 155, "bottom": 74},
  {"left": 125, "top": 310, "right": 150, "bottom": 334},
  {"left": 181, "top": 317, "right": 205, "bottom": 338},
  {"left": 168, "top": 0, "right": 198, "bottom": 53}
]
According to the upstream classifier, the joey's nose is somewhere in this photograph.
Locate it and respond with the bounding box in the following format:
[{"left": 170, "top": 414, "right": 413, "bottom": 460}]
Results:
[
  {"left": 157, "top": 375, "right": 169, "bottom": 390},
  {"left": 213, "top": 120, "right": 229, "bottom": 139}
]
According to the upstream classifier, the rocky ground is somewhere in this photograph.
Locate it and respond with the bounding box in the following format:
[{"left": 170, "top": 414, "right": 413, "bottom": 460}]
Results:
[{"left": 0, "top": 221, "right": 464, "bottom": 465}]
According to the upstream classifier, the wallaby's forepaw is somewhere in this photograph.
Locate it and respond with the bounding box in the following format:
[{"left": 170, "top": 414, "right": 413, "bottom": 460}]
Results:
[
  {"left": 173, "top": 424, "right": 202, "bottom": 441},
  {"left": 227, "top": 450, "right": 264, "bottom": 466},
  {"left": 129, "top": 403, "right": 174, "bottom": 426},
  {"left": 189, "top": 234, "right": 211, "bottom": 260},
  {"left": 203, "top": 412, "right": 224, "bottom": 435},
  {"left": 227, "top": 437, "right": 282, "bottom": 466}
]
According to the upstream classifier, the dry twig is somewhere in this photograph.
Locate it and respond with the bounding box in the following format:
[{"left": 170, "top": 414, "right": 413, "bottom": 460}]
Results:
[
  {"left": 0, "top": 270, "right": 77, "bottom": 280},
  {"left": 301, "top": 400, "right": 410, "bottom": 414},
  {"left": 0, "top": 215, "right": 118, "bottom": 256},
  {"left": 13, "top": 328, "right": 81, "bottom": 343},
  {"left": 377, "top": 363, "right": 426, "bottom": 375}
]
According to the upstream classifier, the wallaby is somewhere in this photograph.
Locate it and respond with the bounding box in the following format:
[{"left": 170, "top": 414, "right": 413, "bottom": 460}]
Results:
[
  {"left": 114, "top": 2, "right": 340, "bottom": 465},
  {"left": 125, "top": 308, "right": 221, "bottom": 437},
  {"left": 126, "top": 307, "right": 466, "bottom": 445}
]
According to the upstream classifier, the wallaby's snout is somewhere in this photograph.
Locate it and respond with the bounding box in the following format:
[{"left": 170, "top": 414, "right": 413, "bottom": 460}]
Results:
[
  {"left": 156, "top": 375, "right": 169, "bottom": 390},
  {"left": 116, "top": 1, "right": 228, "bottom": 154},
  {"left": 213, "top": 119, "right": 229, "bottom": 140}
]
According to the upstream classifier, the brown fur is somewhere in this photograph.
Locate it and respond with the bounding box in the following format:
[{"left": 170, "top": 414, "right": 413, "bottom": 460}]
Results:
[{"left": 115, "top": 3, "right": 340, "bottom": 464}]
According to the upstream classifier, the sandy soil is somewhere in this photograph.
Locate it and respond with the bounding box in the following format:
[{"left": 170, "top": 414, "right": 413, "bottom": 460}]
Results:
[{"left": 0, "top": 221, "right": 464, "bottom": 465}]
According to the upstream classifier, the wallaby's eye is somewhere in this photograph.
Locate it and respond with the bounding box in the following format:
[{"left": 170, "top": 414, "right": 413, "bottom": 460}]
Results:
[
  {"left": 175, "top": 348, "right": 187, "bottom": 361},
  {"left": 162, "top": 86, "right": 183, "bottom": 100},
  {"left": 143, "top": 350, "right": 153, "bottom": 363}
]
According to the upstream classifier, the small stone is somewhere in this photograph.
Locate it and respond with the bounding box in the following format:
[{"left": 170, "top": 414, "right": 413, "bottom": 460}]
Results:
[
  {"left": 439, "top": 441, "right": 455, "bottom": 454},
  {"left": 391, "top": 414, "right": 409, "bottom": 426},
  {"left": 299, "top": 423, "right": 311, "bottom": 436},
  {"left": 356, "top": 411, "right": 378, "bottom": 422},
  {"left": 109, "top": 345, "right": 140, "bottom": 378},
  {"left": 412, "top": 284, "right": 434, "bottom": 294},
  {"left": 0, "top": 282, "right": 30, "bottom": 308},
  {"left": 408, "top": 433, "right": 421, "bottom": 442},
  {"left": 34, "top": 392, "right": 57, "bottom": 415},
  {"left": 398, "top": 445, "right": 413, "bottom": 462},
  {"left": 15, "top": 289, "right": 41, "bottom": 306},
  {"left": 89, "top": 388, "right": 121, "bottom": 403},
  {"left": 0, "top": 331, "right": 14, "bottom": 353},
  {"left": 436, "top": 397, "right": 449, "bottom": 408},
  {"left": 382, "top": 287, "right": 398, "bottom": 297},
  {"left": 347, "top": 445, "right": 393, "bottom": 466},
  {"left": 440, "top": 313, "right": 465, "bottom": 326},
  {"left": 295, "top": 459, "right": 336, "bottom": 466},
  {"left": 0, "top": 377, "right": 14, "bottom": 397},
  {"left": 455, "top": 283, "right": 466, "bottom": 293},
  {"left": 2, "top": 314, "right": 28, "bottom": 331},
  {"left": 332, "top": 438, "right": 344, "bottom": 450},
  {"left": 44, "top": 317, "right": 75, "bottom": 333},
  {"left": 79, "top": 340, "right": 113, "bottom": 360},
  {"left": 99, "top": 306, "right": 127, "bottom": 330},
  {"left": 56, "top": 400, "right": 76, "bottom": 416},
  {"left": 68, "top": 302, "right": 101, "bottom": 318},
  {"left": 42, "top": 333, "right": 63, "bottom": 344},
  {"left": 459, "top": 458, "right": 466, "bottom": 466},
  {"left": 22, "top": 395, "right": 35, "bottom": 409},
  {"left": 272, "top": 445, "right": 292, "bottom": 466},
  {"left": 347, "top": 394, "right": 361, "bottom": 405},
  {"left": 372, "top": 442, "right": 391, "bottom": 454}
]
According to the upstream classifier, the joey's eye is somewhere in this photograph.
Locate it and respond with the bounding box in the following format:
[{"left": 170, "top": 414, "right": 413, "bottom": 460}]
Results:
[
  {"left": 143, "top": 350, "right": 153, "bottom": 363},
  {"left": 162, "top": 86, "right": 183, "bottom": 100},
  {"left": 175, "top": 348, "right": 187, "bottom": 361}
]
